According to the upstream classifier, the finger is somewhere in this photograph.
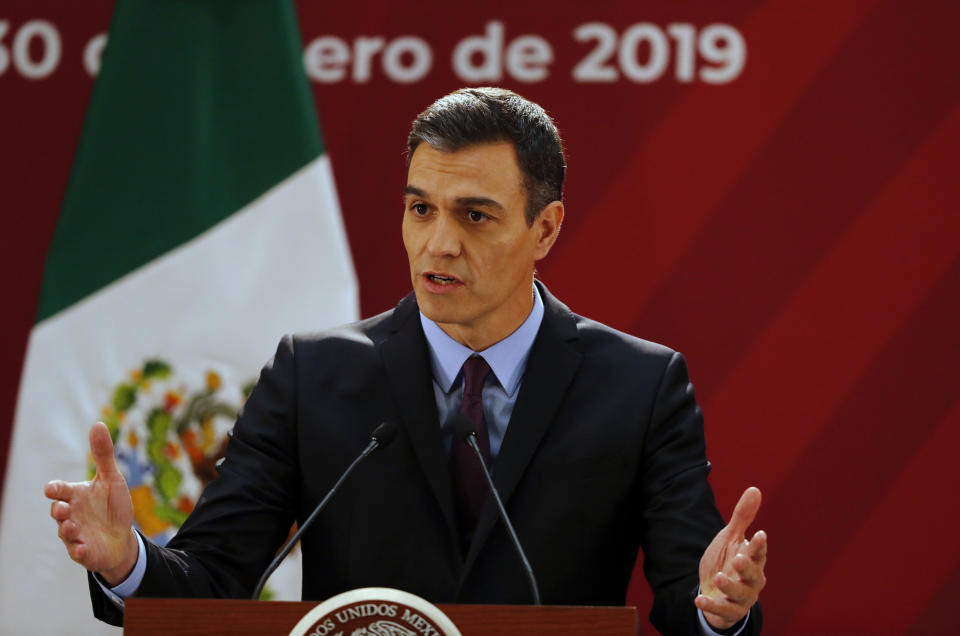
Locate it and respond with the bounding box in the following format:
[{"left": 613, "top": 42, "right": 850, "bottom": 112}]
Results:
[
  {"left": 44, "top": 480, "right": 76, "bottom": 502},
  {"left": 89, "top": 422, "right": 120, "bottom": 478},
  {"left": 695, "top": 594, "right": 746, "bottom": 625},
  {"left": 714, "top": 571, "right": 758, "bottom": 606},
  {"left": 67, "top": 541, "right": 87, "bottom": 563},
  {"left": 58, "top": 519, "right": 80, "bottom": 543},
  {"left": 743, "top": 530, "right": 768, "bottom": 566},
  {"left": 733, "top": 552, "right": 767, "bottom": 589},
  {"left": 51, "top": 500, "right": 71, "bottom": 521},
  {"left": 726, "top": 486, "right": 762, "bottom": 539}
]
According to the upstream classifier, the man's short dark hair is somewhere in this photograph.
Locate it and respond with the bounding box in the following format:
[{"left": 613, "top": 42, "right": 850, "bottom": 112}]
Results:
[{"left": 407, "top": 87, "right": 565, "bottom": 225}]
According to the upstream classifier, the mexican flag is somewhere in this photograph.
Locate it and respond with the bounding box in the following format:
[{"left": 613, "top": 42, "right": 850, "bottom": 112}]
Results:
[{"left": 0, "top": 1, "right": 357, "bottom": 633}]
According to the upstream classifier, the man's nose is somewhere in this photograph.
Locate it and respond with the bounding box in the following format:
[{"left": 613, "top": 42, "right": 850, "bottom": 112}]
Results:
[{"left": 425, "top": 211, "right": 462, "bottom": 257}]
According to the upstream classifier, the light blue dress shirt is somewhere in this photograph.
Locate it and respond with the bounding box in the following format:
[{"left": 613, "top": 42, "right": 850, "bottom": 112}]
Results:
[{"left": 419, "top": 285, "right": 544, "bottom": 461}]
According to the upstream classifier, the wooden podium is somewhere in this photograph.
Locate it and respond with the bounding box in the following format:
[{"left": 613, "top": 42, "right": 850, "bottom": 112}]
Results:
[{"left": 124, "top": 598, "right": 638, "bottom": 635}]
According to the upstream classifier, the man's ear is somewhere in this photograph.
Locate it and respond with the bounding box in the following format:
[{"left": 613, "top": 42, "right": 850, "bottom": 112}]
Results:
[{"left": 533, "top": 200, "right": 564, "bottom": 260}]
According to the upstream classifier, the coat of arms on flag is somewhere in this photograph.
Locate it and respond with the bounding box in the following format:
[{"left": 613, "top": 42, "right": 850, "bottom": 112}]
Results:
[{"left": 95, "top": 360, "right": 252, "bottom": 545}]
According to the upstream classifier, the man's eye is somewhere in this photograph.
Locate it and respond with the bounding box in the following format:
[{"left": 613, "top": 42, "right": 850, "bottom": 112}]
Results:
[
  {"left": 412, "top": 203, "right": 429, "bottom": 215},
  {"left": 468, "top": 210, "right": 485, "bottom": 222}
]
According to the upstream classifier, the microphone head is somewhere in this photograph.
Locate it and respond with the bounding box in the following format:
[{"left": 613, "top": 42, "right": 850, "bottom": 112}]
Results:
[
  {"left": 371, "top": 421, "right": 399, "bottom": 447},
  {"left": 451, "top": 413, "right": 477, "bottom": 442}
]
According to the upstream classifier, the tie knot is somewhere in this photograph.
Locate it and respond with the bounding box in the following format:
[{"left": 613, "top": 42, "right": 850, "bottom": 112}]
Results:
[{"left": 462, "top": 355, "right": 491, "bottom": 398}]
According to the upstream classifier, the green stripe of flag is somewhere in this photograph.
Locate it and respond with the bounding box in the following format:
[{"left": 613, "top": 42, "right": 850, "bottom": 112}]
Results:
[{"left": 38, "top": 0, "right": 323, "bottom": 322}]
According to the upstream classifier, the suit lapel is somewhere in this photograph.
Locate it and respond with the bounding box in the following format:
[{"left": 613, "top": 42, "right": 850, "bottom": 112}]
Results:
[
  {"left": 459, "top": 282, "right": 582, "bottom": 584},
  {"left": 379, "top": 294, "right": 459, "bottom": 541}
]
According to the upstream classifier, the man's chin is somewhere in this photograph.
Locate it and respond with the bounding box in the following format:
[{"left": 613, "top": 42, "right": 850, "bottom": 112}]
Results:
[{"left": 414, "top": 292, "right": 462, "bottom": 324}]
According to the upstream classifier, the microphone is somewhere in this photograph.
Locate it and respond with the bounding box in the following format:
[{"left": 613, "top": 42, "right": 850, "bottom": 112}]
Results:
[
  {"left": 251, "top": 420, "right": 399, "bottom": 600},
  {"left": 451, "top": 413, "right": 541, "bottom": 605}
]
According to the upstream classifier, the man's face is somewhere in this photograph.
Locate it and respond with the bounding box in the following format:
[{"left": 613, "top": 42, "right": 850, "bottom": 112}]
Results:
[{"left": 402, "top": 141, "right": 561, "bottom": 350}]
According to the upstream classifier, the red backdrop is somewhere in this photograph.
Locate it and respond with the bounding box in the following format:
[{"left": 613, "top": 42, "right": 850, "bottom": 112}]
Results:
[{"left": 3, "top": 1, "right": 959, "bottom": 632}]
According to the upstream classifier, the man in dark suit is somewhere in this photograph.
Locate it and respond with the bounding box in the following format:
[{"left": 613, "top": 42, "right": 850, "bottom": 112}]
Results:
[{"left": 46, "top": 88, "right": 768, "bottom": 635}]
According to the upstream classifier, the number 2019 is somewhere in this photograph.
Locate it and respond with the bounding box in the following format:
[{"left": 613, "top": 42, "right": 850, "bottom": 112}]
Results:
[{"left": 573, "top": 22, "right": 746, "bottom": 84}]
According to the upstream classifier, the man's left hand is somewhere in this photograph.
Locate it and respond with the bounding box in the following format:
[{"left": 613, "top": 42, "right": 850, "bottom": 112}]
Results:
[{"left": 696, "top": 486, "right": 768, "bottom": 631}]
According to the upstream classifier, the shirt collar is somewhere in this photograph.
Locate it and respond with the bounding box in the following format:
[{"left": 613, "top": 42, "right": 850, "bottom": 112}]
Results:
[{"left": 419, "top": 285, "right": 544, "bottom": 397}]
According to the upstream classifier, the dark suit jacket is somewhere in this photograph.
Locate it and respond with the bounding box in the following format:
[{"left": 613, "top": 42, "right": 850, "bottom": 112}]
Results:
[{"left": 90, "top": 282, "right": 761, "bottom": 635}]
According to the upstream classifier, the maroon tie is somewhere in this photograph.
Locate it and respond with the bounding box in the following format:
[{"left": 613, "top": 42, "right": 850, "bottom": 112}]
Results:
[{"left": 450, "top": 355, "right": 492, "bottom": 546}]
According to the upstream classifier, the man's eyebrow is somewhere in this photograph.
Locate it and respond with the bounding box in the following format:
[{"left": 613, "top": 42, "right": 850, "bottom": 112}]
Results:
[
  {"left": 403, "top": 185, "right": 427, "bottom": 198},
  {"left": 454, "top": 196, "right": 504, "bottom": 210},
  {"left": 402, "top": 187, "right": 504, "bottom": 211}
]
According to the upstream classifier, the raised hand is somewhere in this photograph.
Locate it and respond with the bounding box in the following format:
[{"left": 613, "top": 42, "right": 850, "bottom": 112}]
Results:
[
  {"left": 696, "top": 486, "right": 768, "bottom": 631},
  {"left": 44, "top": 422, "right": 138, "bottom": 586}
]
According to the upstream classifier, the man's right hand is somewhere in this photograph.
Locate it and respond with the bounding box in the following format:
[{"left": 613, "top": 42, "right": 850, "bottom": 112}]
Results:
[{"left": 44, "top": 421, "right": 138, "bottom": 586}]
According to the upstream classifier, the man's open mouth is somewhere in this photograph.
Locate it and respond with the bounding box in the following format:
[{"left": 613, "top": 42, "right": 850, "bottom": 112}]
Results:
[{"left": 426, "top": 273, "right": 459, "bottom": 285}]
